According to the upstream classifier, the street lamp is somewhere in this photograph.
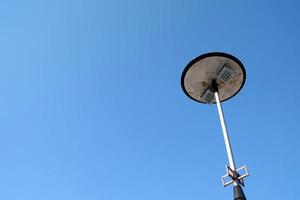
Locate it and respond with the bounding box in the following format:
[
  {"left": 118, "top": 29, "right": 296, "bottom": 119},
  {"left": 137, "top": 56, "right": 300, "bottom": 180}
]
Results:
[{"left": 181, "top": 52, "right": 249, "bottom": 200}]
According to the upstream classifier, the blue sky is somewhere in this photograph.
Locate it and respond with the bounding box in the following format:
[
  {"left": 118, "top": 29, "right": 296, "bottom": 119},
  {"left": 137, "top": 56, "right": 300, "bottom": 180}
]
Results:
[{"left": 0, "top": 0, "right": 299, "bottom": 199}]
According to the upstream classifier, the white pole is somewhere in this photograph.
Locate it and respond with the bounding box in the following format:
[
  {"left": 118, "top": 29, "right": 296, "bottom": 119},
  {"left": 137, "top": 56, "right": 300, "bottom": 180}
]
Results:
[{"left": 214, "top": 92, "right": 236, "bottom": 172}]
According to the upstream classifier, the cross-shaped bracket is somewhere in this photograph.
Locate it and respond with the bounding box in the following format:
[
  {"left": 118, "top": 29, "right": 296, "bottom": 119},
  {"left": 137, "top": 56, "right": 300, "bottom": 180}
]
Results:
[{"left": 221, "top": 165, "right": 249, "bottom": 187}]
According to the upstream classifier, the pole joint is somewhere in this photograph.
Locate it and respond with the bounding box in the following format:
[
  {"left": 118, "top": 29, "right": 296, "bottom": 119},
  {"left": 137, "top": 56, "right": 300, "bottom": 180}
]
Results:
[
  {"left": 222, "top": 165, "right": 249, "bottom": 187},
  {"left": 211, "top": 79, "right": 218, "bottom": 93}
]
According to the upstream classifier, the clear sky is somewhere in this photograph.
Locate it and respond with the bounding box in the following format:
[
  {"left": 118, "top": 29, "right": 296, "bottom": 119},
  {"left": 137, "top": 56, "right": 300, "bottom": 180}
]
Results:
[{"left": 0, "top": 0, "right": 299, "bottom": 199}]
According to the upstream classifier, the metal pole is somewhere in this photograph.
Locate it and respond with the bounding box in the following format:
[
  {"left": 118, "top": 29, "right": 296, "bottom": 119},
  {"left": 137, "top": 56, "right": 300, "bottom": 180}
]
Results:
[
  {"left": 215, "top": 91, "right": 247, "bottom": 200},
  {"left": 214, "top": 92, "right": 236, "bottom": 171}
]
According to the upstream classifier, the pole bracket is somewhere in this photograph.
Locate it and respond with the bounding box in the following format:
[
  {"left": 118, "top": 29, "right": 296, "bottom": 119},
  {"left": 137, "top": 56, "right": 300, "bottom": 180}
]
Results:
[{"left": 221, "top": 165, "right": 249, "bottom": 187}]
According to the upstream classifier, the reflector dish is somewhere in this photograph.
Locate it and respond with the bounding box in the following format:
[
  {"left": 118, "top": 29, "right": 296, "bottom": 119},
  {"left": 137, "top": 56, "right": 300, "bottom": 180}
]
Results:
[{"left": 181, "top": 52, "right": 246, "bottom": 104}]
